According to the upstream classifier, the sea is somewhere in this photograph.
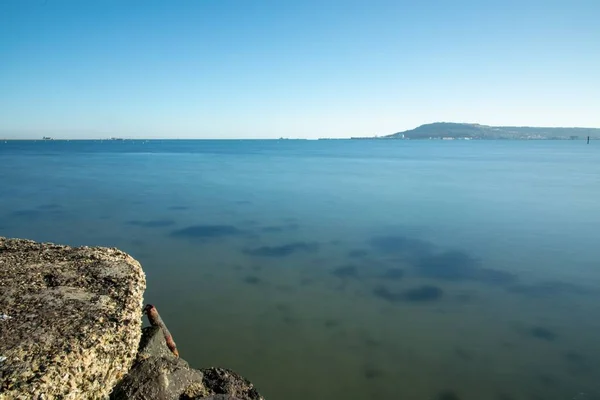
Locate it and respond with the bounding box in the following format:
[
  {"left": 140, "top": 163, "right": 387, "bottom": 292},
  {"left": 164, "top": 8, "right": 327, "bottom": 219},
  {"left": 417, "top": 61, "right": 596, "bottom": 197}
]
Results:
[{"left": 1, "top": 139, "right": 599, "bottom": 400}]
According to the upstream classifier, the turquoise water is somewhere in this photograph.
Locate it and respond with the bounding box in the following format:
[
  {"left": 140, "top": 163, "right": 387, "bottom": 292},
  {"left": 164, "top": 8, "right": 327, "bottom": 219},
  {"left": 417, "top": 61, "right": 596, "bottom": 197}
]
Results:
[{"left": 1, "top": 140, "right": 599, "bottom": 399}]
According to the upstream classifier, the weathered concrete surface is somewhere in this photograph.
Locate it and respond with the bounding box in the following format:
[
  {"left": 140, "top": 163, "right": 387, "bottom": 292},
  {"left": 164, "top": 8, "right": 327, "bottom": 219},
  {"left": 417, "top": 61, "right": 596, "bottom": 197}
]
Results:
[
  {"left": 111, "top": 327, "right": 264, "bottom": 400},
  {"left": 0, "top": 237, "right": 146, "bottom": 399}
]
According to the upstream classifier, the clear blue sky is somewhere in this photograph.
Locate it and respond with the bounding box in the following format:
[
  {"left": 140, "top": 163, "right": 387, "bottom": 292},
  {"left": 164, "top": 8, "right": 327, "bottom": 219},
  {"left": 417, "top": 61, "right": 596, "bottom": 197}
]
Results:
[{"left": 1, "top": 0, "right": 599, "bottom": 139}]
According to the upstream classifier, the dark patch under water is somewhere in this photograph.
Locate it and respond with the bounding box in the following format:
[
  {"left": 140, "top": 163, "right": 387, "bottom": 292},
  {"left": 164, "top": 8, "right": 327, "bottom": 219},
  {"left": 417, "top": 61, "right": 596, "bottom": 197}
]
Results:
[
  {"left": 563, "top": 351, "right": 594, "bottom": 374},
  {"left": 373, "top": 285, "right": 444, "bottom": 303},
  {"left": 538, "top": 374, "right": 558, "bottom": 386},
  {"left": 260, "top": 222, "right": 299, "bottom": 233},
  {"left": 529, "top": 326, "right": 557, "bottom": 341},
  {"left": 416, "top": 250, "right": 517, "bottom": 285},
  {"left": 10, "top": 209, "right": 46, "bottom": 219},
  {"left": 244, "top": 242, "right": 319, "bottom": 257},
  {"left": 299, "top": 277, "right": 314, "bottom": 286},
  {"left": 348, "top": 249, "right": 369, "bottom": 259},
  {"left": 362, "top": 364, "right": 384, "bottom": 379},
  {"left": 361, "top": 334, "right": 381, "bottom": 348},
  {"left": 454, "top": 346, "right": 474, "bottom": 362},
  {"left": 324, "top": 319, "right": 340, "bottom": 329},
  {"left": 332, "top": 265, "right": 358, "bottom": 279},
  {"left": 404, "top": 285, "right": 444, "bottom": 302},
  {"left": 128, "top": 219, "right": 175, "bottom": 228},
  {"left": 274, "top": 303, "right": 296, "bottom": 326},
  {"left": 243, "top": 275, "right": 261, "bottom": 285},
  {"left": 564, "top": 351, "right": 586, "bottom": 364},
  {"left": 275, "top": 303, "right": 292, "bottom": 314},
  {"left": 260, "top": 226, "right": 286, "bottom": 233},
  {"left": 369, "top": 235, "right": 433, "bottom": 258},
  {"left": 454, "top": 291, "right": 476, "bottom": 303},
  {"left": 170, "top": 224, "right": 243, "bottom": 239},
  {"left": 415, "top": 250, "right": 478, "bottom": 280},
  {"left": 381, "top": 268, "right": 404, "bottom": 280},
  {"left": 368, "top": 234, "right": 518, "bottom": 286},
  {"left": 372, "top": 286, "right": 403, "bottom": 303}
]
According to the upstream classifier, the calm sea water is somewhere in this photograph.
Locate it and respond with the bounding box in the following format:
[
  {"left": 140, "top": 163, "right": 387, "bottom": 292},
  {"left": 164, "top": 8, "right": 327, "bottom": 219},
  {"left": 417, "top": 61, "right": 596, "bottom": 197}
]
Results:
[{"left": 1, "top": 139, "right": 599, "bottom": 400}]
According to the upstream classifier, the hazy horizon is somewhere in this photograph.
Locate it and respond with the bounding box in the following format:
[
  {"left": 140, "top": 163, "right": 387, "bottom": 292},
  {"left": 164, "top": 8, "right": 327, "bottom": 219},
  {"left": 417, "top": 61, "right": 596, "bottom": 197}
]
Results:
[
  {"left": 1, "top": 1, "right": 599, "bottom": 139},
  {"left": 2, "top": 121, "right": 600, "bottom": 141}
]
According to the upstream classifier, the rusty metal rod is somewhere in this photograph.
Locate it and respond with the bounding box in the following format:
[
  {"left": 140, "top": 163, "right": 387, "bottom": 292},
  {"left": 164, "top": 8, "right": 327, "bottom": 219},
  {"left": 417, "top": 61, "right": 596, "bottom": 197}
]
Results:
[{"left": 144, "top": 304, "right": 179, "bottom": 357}]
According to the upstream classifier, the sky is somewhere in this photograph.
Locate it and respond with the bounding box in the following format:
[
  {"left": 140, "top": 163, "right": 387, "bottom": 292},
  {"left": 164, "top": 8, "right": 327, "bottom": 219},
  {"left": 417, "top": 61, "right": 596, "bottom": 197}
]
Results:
[{"left": 1, "top": 0, "right": 599, "bottom": 139}]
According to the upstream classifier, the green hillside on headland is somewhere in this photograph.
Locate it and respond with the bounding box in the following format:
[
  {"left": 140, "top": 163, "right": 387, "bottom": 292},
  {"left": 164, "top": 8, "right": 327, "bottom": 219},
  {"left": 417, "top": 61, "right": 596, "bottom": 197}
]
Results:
[{"left": 371, "top": 123, "right": 600, "bottom": 140}]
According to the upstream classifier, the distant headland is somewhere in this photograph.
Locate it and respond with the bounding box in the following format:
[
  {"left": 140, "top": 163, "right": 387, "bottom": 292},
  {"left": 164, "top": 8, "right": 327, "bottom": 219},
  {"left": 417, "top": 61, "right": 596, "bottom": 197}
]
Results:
[{"left": 350, "top": 122, "right": 600, "bottom": 140}]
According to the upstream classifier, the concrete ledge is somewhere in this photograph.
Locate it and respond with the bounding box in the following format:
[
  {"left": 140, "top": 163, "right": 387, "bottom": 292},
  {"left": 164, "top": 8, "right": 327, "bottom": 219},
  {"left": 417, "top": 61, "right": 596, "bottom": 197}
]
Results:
[{"left": 0, "top": 237, "right": 146, "bottom": 399}]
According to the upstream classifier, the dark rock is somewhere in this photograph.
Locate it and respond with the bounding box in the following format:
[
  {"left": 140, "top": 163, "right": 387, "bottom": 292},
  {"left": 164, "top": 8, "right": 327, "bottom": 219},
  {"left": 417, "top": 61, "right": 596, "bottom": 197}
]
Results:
[
  {"left": 110, "top": 353, "right": 204, "bottom": 400},
  {"left": 136, "top": 326, "right": 175, "bottom": 362},
  {"left": 111, "top": 327, "right": 264, "bottom": 400},
  {"left": 1, "top": 237, "right": 263, "bottom": 400},
  {"left": 199, "top": 367, "right": 263, "bottom": 400}
]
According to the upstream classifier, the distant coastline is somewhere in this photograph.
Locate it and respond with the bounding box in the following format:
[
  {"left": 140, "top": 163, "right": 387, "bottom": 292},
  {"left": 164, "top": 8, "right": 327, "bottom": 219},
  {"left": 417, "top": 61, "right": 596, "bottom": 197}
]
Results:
[
  {"left": 353, "top": 122, "right": 600, "bottom": 141},
  {"left": 1, "top": 122, "right": 599, "bottom": 141}
]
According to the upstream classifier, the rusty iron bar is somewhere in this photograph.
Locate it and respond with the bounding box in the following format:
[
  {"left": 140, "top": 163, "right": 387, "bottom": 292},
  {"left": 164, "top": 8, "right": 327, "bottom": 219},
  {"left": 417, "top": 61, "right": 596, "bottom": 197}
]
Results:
[{"left": 144, "top": 304, "right": 179, "bottom": 357}]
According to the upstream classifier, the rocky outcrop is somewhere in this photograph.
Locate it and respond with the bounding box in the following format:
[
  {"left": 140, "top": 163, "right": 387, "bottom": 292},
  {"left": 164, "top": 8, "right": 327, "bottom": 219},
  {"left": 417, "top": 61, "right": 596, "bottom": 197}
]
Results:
[
  {"left": 0, "top": 238, "right": 146, "bottom": 399},
  {"left": 111, "top": 326, "right": 263, "bottom": 400},
  {"left": 0, "top": 237, "right": 264, "bottom": 400}
]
